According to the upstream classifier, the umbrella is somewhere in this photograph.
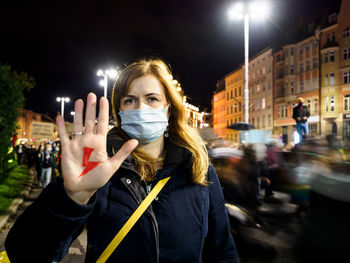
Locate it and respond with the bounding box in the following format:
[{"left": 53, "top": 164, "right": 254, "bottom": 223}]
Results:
[{"left": 228, "top": 122, "right": 254, "bottom": 130}]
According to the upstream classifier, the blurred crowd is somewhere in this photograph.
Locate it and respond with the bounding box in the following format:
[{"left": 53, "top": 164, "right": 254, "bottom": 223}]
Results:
[{"left": 14, "top": 140, "right": 62, "bottom": 188}]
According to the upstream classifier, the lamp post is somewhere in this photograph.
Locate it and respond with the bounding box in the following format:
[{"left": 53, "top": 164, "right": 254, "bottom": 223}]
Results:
[
  {"left": 97, "top": 68, "right": 119, "bottom": 99},
  {"left": 56, "top": 97, "right": 70, "bottom": 118},
  {"left": 228, "top": 1, "right": 269, "bottom": 123}
]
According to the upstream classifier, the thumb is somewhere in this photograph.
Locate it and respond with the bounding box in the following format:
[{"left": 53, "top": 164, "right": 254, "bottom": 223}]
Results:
[{"left": 109, "top": 139, "right": 139, "bottom": 171}]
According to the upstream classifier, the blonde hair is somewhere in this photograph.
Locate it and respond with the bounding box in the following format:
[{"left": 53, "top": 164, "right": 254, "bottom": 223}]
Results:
[
  {"left": 297, "top": 97, "right": 304, "bottom": 103},
  {"left": 111, "top": 59, "right": 209, "bottom": 185}
]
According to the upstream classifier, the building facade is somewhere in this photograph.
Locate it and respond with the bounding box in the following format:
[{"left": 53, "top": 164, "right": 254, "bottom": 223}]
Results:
[
  {"left": 248, "top": 48, "right": 274, "bottom": 133},
  {"left": 225, "top": 67, "right": 244, "bottom": 143},
  {"left": 319, "top": 0, "right": 350, "bottom": 142},
  {"left": 212, "top": 80, "right": 226, "bottom": 139}
]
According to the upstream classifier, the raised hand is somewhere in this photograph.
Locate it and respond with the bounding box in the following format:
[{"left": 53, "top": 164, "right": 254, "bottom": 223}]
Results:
[{"left": 56, "top": 93, "right": 138, "bottom": 205}]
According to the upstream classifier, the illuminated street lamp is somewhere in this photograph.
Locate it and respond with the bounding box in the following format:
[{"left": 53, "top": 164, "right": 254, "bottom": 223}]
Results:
[
  {"left": 228, "top": 1, "right": 270, "bottom": 123},
  {"left": 97, "top": 68, "right": 120, "bottom": 99},
  {"left": 56, "top": 97, "right": 70, "bottom": 118}
]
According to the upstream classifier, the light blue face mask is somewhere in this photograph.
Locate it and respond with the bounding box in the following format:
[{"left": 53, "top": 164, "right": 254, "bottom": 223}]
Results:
[{"left": 118, "top": 106, "right": 169, "bottom": 144}]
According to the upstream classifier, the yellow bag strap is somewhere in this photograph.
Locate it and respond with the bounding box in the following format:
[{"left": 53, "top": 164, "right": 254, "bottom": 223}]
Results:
[
  {"left": 96, "top": 176, "right": 171, "bottom": 263},
  {"left": 0, "top": 251, "right": 10, "bottom": 263}
]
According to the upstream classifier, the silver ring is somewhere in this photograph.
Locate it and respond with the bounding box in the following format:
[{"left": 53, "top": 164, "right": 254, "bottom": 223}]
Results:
[{"left": 72, "top": 132, "right": 83, "bottom": 137}]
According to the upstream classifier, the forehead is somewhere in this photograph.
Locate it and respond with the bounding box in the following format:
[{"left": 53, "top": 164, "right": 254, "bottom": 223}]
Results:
[{"left": 127, "top": 75, "right": 165, "bottom": 95}]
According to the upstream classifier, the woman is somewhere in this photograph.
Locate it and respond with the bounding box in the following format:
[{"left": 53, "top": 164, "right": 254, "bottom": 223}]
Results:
[{"left": 5, "top": 59, "right": 238, "bottom": 262}]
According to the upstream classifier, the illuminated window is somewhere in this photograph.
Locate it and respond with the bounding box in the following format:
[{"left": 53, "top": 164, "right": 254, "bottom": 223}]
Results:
[
  {"left": 330, "top": 96, "right": 335, "bottom": 112},
  {"left": 330, "top": 72, "right": 335, "bottom": 85},
  {"left": 344, "top": 95, "right": 350, "bottom": 111}
]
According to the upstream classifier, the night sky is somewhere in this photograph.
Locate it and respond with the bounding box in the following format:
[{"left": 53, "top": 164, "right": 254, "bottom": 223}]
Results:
[{"left": 0, "top": 0, "right": 341, "bottom": 118}]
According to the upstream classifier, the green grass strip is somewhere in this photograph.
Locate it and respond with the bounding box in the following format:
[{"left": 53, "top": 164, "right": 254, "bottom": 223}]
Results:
[{"left": 0, "top": 164, "right": 30, "bottom": 215}]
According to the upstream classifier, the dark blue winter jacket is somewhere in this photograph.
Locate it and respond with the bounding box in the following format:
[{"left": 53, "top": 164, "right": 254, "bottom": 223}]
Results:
[{"left": 5, "top": 135, "right": 238, "bottom": 263}]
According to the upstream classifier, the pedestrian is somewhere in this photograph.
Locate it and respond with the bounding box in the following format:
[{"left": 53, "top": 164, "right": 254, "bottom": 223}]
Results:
[
  {"left": 15, "top": 141, "right": 26, "bottom": 167},
  {"left": 38, "top": 143, "right": 57, "bottom": 188},
  {"left": 5, "top": 58, "right": 238, "bottom": 263},
  {"left": 292, "top": 97, "right": 310, "bottom": 143},
  {"left": 25, "top": 144, "right": 36, "bottom": 168}
]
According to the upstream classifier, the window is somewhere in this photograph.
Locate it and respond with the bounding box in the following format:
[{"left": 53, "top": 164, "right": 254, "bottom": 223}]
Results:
[
  {"left": 314, "top": 98, "right": 318, "bottom": 115},
  {"left": 299, "top": 46, "right": 304, "bottom": 55},
  {"left": 325, "top": 74, "right": 329, "bottom": 86},
  {"left": 227, "top": 92, "right": 229, "bottom": 101},
  {"left": 239, "top": 102, "right": 241, "bottom": 111},
  {"left": 227, "top": 106, "right": 229, "bottom": 114},
  {"left": 262, "top": 116, "right": 265, "bottom": 128},
  {"left": 343, "top": 27, "right": 350, "bottom": 38},
  {"left": 262, "top": 67, "right": 266, "bottom": 74},
  {"left": 305, "top": 44, "right": 310, "bottom": 52},
  {"left": 230, "top": 105, "right": 233, "bottom": 114},
  {"left": 300, "top": 81, "right": 304, "bottom": 92},
  {"left": 284, "top": 105, "right": 288, "bottom": 117},
  {"left": 277, "top": 106, "right": 280, "bottom": 119},
  {"left": 324, "top": 52, "right": 329, "bottom": 63},
  {"left": 268, "top": 114, "right": 271, "bottom": 127},
  {"left": 326, "top": 34, "right": 330, "bottom": 42},
  {"left": 227, "top": 120, "right": 229, "bottom": 127},
  {"left": 330, "top": 51, "right": 335, "bottom": 62},
  {"left": 299, "top": 63, "right": 304, "bottom": 73},
  {"left": 313, "top": 58, "right": 318, "bottom": 69},
  {"left": 290, "top": 47, "right": 294, "bottom": 55},
  {"left": 312, "top": 40, "right": 317, "bottom": 49},
  {"left": 313, "top": 78, "right": 317, "bottom": 89},
  {"left": 230, "top": 90, "right": 233, "bottom": 98},
  {"left": 344, "top": 48, "right": 350, "bottom": 60},
  {"left": 332, "top": 32, "right": 335, "bottom": 41},
  {"left": 330, "top": 96, "right": 335, "bottom": 112},
  {"left": 325, "top": 96, "right": 329, "bottom": 112},
  {"left": 235, "top": 88, "right": 237, "bottom": 97},
  {"left": 344, "top": 95, "right": 350, "bottom": 111},
  {"left": 262, "top": 98, "right": 265, "bottom": 109},
  {"left": 290, "top": 82, "right": 294, "bottom": 94},
  {"left": 239, "top": 86, "right": 241, "bottom": 96},
  {"left": 306, "top": 80, "right": 310, "bottom": 91},
  {"left": 257, "top": 84, "right": 260, "bottom": 93},
  {"left": 290, "top": 64, "right": 294, "bottom": 74},
  {"left": 234, "top": 104, "right": 237, "bottom": 113},
  {"left": 252, "top": 118, "right": 255, "bottom": 126},
  {"left": 330, "top": 72, "right": 335, "bottom": 85},
  {"left": 306, "top": 60, "right": 310, "bottom": 71},
  {"left": 307, "top": 100, "right": 311, "bottom": 111},
  {"left": 257, "top": 117, "right": 260, "bottom": 128},
  {"left": 344, "top": 71, "right": 350, "bottom": 84}
]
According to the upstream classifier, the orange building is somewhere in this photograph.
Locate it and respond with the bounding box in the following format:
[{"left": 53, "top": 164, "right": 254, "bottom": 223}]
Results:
[{"left": 212, "top": 80, "right": 226, "bottom": 139}]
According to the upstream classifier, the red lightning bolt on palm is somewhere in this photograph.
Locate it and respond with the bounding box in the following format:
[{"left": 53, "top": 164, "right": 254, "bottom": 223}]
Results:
[{"left": 79, "top": 147, "right": 99, "bottom": 177}]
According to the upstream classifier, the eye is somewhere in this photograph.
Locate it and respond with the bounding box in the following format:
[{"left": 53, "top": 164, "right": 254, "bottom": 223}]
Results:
[
  {"left": 148, "top": 97, "right": 159, "bottom": 103},
  {"left": 123, "top": 98, "right": 136, "bottom": 104}
]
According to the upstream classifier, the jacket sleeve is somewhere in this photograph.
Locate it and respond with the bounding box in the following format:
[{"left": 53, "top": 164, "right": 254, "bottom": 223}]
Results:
[
  {"left": 203, "top": 165, "right": 239, "bottom": 263},
  {"left": 5, "top": 176, "right": 97, "bottom": 262}
]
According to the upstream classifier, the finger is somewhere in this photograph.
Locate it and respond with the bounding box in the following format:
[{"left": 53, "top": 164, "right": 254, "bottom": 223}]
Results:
[
  {"left": 85, "top": 93, "right": 97, "bottom": 134},
  {"left": 73, "top": 99, "right": 84, "bottom": 134},
  {"left": 56, "top": 115, "right": 70, "bottom": 146},
  {"left": 109, "top": 139, "right": 139, "bottom": 171},
  {"left": 97, "top": 97, "right": 109, "bottom": 136}
]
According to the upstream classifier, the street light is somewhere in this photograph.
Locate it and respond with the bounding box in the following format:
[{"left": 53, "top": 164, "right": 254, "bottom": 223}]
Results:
[
  {"left": 97, "top": 68, "right": 120, "bottom": 99},
  {"left": 56, "top": 97, "right": 70, "bottom": 118},
  {"left": 228, "top": 1, "right": 270, "bottom": 123}
]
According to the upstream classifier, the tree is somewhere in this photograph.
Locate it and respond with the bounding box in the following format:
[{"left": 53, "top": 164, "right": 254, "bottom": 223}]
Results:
[{"left": 0, "top": 65, "right": 35, "bottom": 173}]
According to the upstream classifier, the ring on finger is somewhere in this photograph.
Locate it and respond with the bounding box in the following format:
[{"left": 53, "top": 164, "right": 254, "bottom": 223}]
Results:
[{"left": 72, "top": 131, "right": 83, "bottom": 137}]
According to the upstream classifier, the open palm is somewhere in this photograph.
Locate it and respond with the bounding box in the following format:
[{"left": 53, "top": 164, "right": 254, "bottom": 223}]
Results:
[{"left": 56, "top": 93, "right": 138, "bottom": 204}]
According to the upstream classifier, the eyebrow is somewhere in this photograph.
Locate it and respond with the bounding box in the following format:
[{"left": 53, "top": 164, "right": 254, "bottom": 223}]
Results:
[{"left": 122, "top": 93, "right": 161, "bottom": 98}]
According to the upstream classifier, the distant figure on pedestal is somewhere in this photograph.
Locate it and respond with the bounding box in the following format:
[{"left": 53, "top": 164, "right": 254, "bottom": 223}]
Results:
[{"left": 293, "top": 97, "right": 310, "bottom": 143}]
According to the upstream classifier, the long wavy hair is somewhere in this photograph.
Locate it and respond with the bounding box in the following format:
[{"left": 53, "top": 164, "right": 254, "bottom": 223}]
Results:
[{"left": 111, "top": 58, "right": 209, "bottom": 185}]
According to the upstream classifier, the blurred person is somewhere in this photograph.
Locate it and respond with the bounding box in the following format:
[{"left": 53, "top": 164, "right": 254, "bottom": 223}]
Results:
[
  {"left": 25, "top": 144, "right": 36, "bottom": 168},
  {"left": 5, "top": 59, "right": 238, "bottom": 263},
  {"left": 15, "top": 141, "right": 26, "bottom": 167},
  {"left": 38, "top": 143, "right": 57, "bottom": 188},
  {"left": 293, "top": 97, "right": 310, "bottom": 143}
]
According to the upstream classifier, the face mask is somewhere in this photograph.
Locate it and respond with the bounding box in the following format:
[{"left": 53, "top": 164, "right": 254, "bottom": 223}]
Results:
[{"left": 118, "top": 106, "right": 169, "bottom": 144}]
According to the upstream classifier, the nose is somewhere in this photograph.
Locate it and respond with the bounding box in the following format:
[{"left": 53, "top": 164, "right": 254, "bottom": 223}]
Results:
[{"left": 135, "top": 101, "right": 150, "bottom": 110}]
